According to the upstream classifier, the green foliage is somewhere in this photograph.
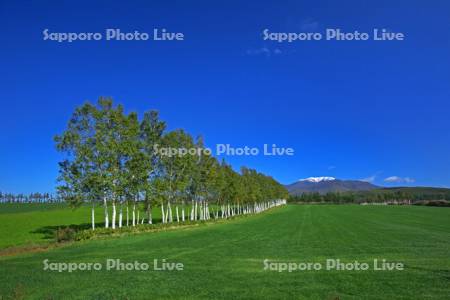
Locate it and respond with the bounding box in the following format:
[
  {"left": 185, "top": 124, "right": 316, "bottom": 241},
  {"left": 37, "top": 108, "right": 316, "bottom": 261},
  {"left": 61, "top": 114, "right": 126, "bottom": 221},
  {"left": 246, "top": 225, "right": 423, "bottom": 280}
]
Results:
[
  {"left": 413, "top": 200, "right": 450, "bottom": 207},
  {"left": 288, "top": 187, "right": 450, "bottom": 204},
  {"left": 55, "top": 97, "right": 288, "bottom": 228},
  {"left": 55, "top": 227, "right": 76, "bottom": 242}
]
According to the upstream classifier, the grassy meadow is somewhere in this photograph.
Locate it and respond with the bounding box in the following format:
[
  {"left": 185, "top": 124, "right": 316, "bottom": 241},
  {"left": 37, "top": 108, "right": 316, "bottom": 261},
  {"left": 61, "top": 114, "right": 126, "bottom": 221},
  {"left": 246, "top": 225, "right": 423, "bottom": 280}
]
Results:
[
  {"left": 0, "top": 204, "right": 449, "bottom": 299},
  {"left": 0, "top": 203, "right": 164, "bottom": 250}
]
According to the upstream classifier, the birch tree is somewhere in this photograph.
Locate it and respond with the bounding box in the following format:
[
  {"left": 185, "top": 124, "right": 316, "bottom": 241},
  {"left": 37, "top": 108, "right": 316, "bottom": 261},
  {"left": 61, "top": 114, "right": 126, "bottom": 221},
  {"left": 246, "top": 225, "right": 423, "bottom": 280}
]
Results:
[
  {"left": 55, "top": 102, "right": 102, "bottom": 230},
  {"left": 56, "top": 97, "right": 289, "bottom": 230},
  {"left": 140, "top": 110, "right": 166, "bottom": 224},
  {"left": 159, "top": 130, "right": 193, "bottom": 223}
]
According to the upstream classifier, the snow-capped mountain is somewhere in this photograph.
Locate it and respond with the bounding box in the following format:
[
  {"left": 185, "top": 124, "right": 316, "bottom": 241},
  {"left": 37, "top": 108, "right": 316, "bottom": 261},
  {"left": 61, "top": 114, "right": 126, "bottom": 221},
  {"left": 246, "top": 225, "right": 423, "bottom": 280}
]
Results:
[
  {"left": 286, "top": 177, "right": 378, "bottom": 195},
  {"left": 299, "top": 176, "right": 336, "bottom": 183}
]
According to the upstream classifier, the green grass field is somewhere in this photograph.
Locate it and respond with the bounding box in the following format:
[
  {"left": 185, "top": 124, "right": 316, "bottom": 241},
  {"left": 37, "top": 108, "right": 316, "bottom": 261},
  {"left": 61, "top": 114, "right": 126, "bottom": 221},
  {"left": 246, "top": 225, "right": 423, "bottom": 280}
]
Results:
[
  {"left": 0, "top": 205, "right": 449, "bottom": 299},
  {"left": 0, "top": 203, "right": 97, "bottom": 249},
  {"left": 0, "top": 203, "right": 165, "bottom": 250}
]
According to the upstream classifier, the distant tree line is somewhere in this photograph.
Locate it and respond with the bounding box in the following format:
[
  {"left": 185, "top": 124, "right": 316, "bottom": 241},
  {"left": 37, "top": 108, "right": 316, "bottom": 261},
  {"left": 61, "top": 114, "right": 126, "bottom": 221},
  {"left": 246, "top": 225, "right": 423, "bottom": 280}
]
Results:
[
  {"left": 0, "top": 192, "right": 62, "bottom": 203},
  {"left": 288, "top": 188, "right": 450, "bottom": 204},
  {"left": 55, "top": 98, "right": 288, "bottom": 230}
]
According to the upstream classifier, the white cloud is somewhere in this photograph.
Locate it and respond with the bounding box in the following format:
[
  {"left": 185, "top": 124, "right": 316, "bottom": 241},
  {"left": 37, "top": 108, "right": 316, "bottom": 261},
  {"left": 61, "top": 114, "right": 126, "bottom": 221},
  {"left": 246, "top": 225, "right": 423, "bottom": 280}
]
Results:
[
  {"left": 327, "top": 165, "right": 336, "bottom": 170},
  {"left": 384, "top": 176, "right": 415, "bottom": 183},
  {"left": 273, "top": 48, "right": 282, "bottom": 55},
  {"left": 361, "top": 171, "right": 382, "bottom": 183},
  {"left": 246, "top": 47, "right": 282, "bottom": 57},
  {"left": 300, "top": 18, "right": 320, "bottom": 32},
  {"left": 361, "top": 175, "right": 376, "bottom": 183}
]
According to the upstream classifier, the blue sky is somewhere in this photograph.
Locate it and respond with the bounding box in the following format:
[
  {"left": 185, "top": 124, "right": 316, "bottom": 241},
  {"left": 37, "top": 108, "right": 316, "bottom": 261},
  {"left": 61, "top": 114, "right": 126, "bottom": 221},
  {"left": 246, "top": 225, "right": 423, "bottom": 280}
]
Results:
[{"left": 1, "top": 0, "right": 449, "bottom": 193}]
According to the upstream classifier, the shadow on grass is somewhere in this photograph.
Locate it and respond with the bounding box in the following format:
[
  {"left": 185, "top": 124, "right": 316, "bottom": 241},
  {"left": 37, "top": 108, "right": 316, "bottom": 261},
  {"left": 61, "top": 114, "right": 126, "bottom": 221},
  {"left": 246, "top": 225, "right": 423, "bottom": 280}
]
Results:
[
  {"left": 31, "top": 217, "right": 164, "bottom": 241},
  {"left": 31, "top": 223, "right": 104, "bottom": 240}
]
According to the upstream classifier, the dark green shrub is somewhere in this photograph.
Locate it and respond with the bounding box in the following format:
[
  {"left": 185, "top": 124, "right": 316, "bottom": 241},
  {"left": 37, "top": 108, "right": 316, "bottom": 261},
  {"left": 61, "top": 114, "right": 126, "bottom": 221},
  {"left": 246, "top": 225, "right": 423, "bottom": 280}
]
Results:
[
  {"left": 413, "top": 200, "right": 450, "bottom": 207},
  {"left": 55, "top": 227, "right": 76, "bottom": 242}
]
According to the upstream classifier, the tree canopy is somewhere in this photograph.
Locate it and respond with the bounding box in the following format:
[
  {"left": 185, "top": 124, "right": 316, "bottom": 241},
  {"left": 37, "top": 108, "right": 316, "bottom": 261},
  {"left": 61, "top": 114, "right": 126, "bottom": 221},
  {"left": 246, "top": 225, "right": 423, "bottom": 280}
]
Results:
[{"left": 55, "top": 97, "right": 288, "bottom": 229}]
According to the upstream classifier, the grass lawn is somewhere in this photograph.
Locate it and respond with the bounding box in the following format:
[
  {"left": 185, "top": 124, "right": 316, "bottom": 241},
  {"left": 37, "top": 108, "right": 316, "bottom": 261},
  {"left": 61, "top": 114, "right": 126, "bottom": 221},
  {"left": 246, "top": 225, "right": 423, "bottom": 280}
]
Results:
[
  {"left": 0, "top": 203, "right": 162, "bottom": 249},
  {"left": 0, "top": 205, "right": 449, "bottom": 299}
]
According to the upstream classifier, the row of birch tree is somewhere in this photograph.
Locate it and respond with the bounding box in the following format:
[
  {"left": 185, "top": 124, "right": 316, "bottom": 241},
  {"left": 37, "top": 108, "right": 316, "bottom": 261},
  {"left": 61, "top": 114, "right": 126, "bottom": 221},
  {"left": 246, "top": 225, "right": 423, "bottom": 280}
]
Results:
[{"left": 55, "top": 98, "right": 288, "bottom": 230}]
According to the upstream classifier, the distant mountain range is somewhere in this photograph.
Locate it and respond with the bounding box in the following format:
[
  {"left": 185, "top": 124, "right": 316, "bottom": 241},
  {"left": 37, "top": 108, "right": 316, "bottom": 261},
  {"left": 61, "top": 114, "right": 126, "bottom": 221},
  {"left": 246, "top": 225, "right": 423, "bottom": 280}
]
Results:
[{"left": 285, "top": 177, "right": 379, "bottom": 195}]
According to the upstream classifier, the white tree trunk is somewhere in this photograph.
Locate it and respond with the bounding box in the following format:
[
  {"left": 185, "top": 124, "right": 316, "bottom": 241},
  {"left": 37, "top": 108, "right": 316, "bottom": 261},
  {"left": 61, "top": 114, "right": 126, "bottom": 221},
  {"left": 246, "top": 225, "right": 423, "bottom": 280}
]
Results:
[
  {"left": 167, "top": 201, "right": 173, "bottom": 223},
  {"left": 190, "top": 200, "right": 195, "bottom": 221},
  {"left": 119, "top": 205, "right": 123, "bottom": 228},
  {"left": 132, "top": 203, "right": 136, "bottom": 227},
  {"left": 126, "top": 204, "right": 129, "bottom": 227},
  {"left": 148, "top": 202, "right": 153, "bottom": 224},
  {"left": 161, "top": 202, "right": 165, "bottom": 224},
  {"left": 194, "top": 201, "right": 198, "bottom": 220},
  {"left": 91, "top": 203, "right": 95, "bottom": 230},
  {"left": 176, "top": 206, "right": 180, "bottom": 222},
  {"left": 112, "top": 201, "right": 116, "bottom": 229},
  {"left": 203, "top": 202, "right": 207, "bottom": 220},
  {"left": 103, "top": 196, "right": 109, "bottom": 228}
]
